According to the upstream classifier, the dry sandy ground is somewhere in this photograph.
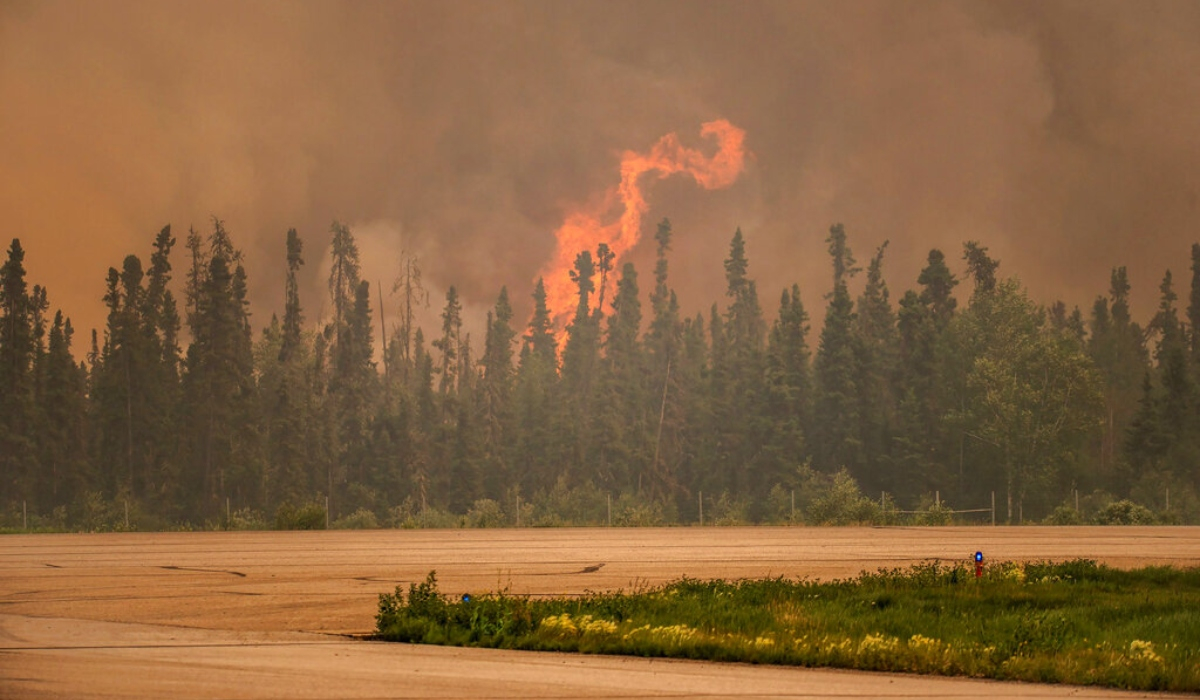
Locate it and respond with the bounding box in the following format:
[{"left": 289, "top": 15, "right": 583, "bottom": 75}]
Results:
[{"left": 1, "top": 526, "right": 1196, "bottom": 698}]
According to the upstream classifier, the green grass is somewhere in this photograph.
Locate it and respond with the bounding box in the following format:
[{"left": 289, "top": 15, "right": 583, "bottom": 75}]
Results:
[{"left": 375, "top": 561, "right": 1200, "bottom": 692}]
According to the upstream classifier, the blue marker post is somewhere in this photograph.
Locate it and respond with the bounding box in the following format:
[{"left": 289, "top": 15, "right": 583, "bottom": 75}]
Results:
[{"left": 974, "top": 551, "right": 984, "bottom": 579}]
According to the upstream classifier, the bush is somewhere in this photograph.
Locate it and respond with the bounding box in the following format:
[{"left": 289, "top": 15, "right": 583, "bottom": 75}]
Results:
[
  {"left": 333, "top": 507, "right": 380, "bottom": 530},
  {"left": 464, "top": 499, "right": 506, "bottom": 528},
  {"left": 764, "top": 484, "right": 801, "bottom": 525},
  {"left": 389, "top": 498, "right": 461, "bottom": 529},
  {"left": 1043, "top": 504, "right": 1084, "bottom": 526},
  {"left": 705, "top": 491, "right": 750, "bottom": 526},
  {"left": 1092, "top": 499, "right": 1156, "bottom": 525},
  {"left": 275, "top": 501, "right": 327, "bottom": 530},
  {"left": 531, "top": 477, "right": 607, "bottom": 526},
  {"left": 912, "top": 495, "right": 954, "bottom": 526},
  {"left": 613, "top": 492, "right": 671, "bottom": 527},
  {"left": 806, "top": 468, "right": 880, "bottom": 525},
  {"left": 227, "top": 507, "right": 269, "bottom": 530}
]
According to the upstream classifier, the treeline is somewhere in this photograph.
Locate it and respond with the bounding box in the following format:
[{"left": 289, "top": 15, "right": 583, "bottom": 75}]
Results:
[{"left": 1, "top": 218, "right": 1198, "bottom": 530}]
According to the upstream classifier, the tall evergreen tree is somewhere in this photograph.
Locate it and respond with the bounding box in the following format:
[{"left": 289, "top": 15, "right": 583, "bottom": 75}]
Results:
[
  {"left": 853, "top": 242, "right": 898, "bottom": 493},
  {"left": 813, "top": 224, "right": 862, "bottom": 476},
  {"left": 0, "top": 240, "right": 37, "bottom": 508},
  {"left": 1089, "top": 268, "right": 1149, "bottom": 489},
  {"left": 710, "top": 228, "right": 768, "bottom": 503},
  {"left": 560, "top": 251, "right": 600, "bottom": 483},
  {"left": 479, "top": 287, "right": 516, "bottom": 498},
  {"left": 595, "top": 263, "right": 647, "bottom": 493},
  {"left": 181, "top": 219, "right": 261, "bottom": 519},
  {"left": 763, "top": 284, "right": 811, "bottom": 486},
  {"left": 513, "top": 279, "right": 558, "bottom": 495}
]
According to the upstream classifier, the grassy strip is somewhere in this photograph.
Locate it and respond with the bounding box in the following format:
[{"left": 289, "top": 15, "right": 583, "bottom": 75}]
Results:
[{"left": 375, "top": 560, "right": 1200, "bottom": 692}]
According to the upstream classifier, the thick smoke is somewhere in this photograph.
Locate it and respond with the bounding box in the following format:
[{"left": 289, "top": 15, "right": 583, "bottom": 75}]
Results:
[{"left": 2, "top": 0, "right": 1198, "bottom": 341}]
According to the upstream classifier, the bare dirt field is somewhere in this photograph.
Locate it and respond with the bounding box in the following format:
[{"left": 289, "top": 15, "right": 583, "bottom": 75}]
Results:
[{"left": 2, "top": 526, "right": 1197, "bottom": 698}]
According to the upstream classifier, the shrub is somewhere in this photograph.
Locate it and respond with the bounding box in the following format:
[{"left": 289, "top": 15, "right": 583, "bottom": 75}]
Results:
[
  {"left": 227, "top": 507, "right": 269, "bottom": 530},
  {"left": 764, "top": 484, "right": 801, "bottom": 524},
  {"left": 613, "top": 492, "right": 670, "bottom": 527},
  {"left": 333, "top": 507, "right": 380, "bottom": 530},
  {"left": 1044, "top": 505, "right": 1084, "bottom": 526},
  {"left": 912, "top": 495, "right": 954, "bottom": 526},
  {"left": 706, "top": 490, "right": 750, "bottom": 526},
  {"left": 531, "top": 477, "right": 607, "bottom": 526},
  {"left": 387, "top": 498, "right": 460, "bottom": 529},
  {"left": 1092, "top": 499, "right": 1156, "bottom": 525},
  {"left": 806, "top": 468, "right": 880, "bottom": 525},
  {"left": 464, "top": 499, "right": 506, "bottom": 528},
  {"left": 275, "top": 501, "right": 327, "bottom": 530}
]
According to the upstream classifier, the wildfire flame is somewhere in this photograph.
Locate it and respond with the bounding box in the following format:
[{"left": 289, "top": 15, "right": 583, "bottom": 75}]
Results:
[{"left": 538, "top": 119, "right": 747, "bottom": 337}]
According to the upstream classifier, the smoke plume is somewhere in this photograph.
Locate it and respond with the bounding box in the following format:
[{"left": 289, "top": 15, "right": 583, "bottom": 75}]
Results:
[{"left": 2, "top": 1, "right": 1199, "bottom": 341}]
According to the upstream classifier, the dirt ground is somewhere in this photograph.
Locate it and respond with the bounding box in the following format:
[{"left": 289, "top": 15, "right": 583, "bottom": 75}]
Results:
[{"left": 1, "top": 526, "right": 1197, "bottom": 698}]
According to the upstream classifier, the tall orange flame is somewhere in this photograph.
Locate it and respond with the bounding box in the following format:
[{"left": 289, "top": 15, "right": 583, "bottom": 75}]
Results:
[{"left": 538, "top": 119, "right": 747, "bottom": 337}]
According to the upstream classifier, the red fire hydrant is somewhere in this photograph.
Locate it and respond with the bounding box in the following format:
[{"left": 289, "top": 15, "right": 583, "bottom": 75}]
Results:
[{"left": 974, "top": 551, "right": 984, "bottom": 579}]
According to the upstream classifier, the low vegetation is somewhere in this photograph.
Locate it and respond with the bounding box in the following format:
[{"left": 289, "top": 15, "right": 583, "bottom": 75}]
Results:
[{"left": 376, "top": 561, "right": 1200, "bottom": 692}]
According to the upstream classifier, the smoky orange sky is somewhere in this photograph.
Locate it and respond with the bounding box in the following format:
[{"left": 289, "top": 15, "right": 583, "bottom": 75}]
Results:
[{"left": 3, "top": 0, "right": 1199, "bottom": 347}]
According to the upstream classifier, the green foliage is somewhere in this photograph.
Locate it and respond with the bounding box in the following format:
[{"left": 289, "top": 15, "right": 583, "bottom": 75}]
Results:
[
  {"left": 1043, "top": 505, "right": 1084, "bottom": 526},
  {"left": 376, "top": 562, "right": 1200, "bottom": 692},
  {"left": 463, "top": 499, "right": 506, "bottom": 528},
  {"left": 387, "top": 498, "right": 461, "bottom": 529},
  {"left": 530, "top": 477, "right": 607, "bottom": 526},
  {"left": 332, "top": 507, "right": 380, "bottom": 530},
  {"left": 225, "top": 507, "right": 269, "bottom": 531},
  {"left": 705, "top": 490, "right": 750, "bottom": 525},
  {"left": 274, "top": 501, "right": 327, "bottom": 530},
  {"left": 804, "top": 468, "right": 880, "bottom": 525},
  {"left": 612, "top": 492, "right": 672, "bottom": 526},
  {"left": 1092, "top": 500, "right": 1157, "bottom": 525}
]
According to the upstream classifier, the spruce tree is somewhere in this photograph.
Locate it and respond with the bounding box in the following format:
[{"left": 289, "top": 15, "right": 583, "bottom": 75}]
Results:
[
  {"left": 0, "top": 240, "right": 37, "bottom": 509},
  {"left": 854, "top": 242, "right": 898, "bottom": 493},
  {"left": 813, "top": 224, "right": 862, "bottom": 476}
]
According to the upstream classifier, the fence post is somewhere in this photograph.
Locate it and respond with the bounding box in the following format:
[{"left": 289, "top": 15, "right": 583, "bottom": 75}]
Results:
[
  {"left": 516, "top": 494, "right": 520, "bottom": 528},
  {"left": 125, "top": 500, "right": 130, "bottom": 530},
  {"left": 607, "top": 493, "right": 612, "bottom": 527},
  {"left": 791, "top": 490, "right": 795, "bottom": 523},
  {"left": 936, "top": 491, "right": 940, "bottom": 508},
  {"left": 23, "top": 501, "right": 27, "bottom": 530},
  {"left": 698, "top": 491, "right": 703, "bottom": 527},
  {"left": 1075, "top": 489, "right": 1079, "bottom": 513},
  {"left": 1166, "top": 487, "right": 1170, "bottom": 511},
  {"left": 991, "top": 491, "right": 995, "bottom": 527},
  {"left": 324, "top": 496, "right": 329, "bottom": 530}
]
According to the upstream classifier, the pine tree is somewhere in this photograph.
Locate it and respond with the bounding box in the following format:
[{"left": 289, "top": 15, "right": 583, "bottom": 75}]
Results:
[
  {"left": 479, "top": 287, "right": 516, "bottom": 499},
  {"left": 39, "top": 311, "right": 89, "bottom": 510},
  {"left": 0, "top": 240, "right": 38, "bottom": 509},
  {"left": 854, "top": 242, "right": 898, "bottom": 493},
  {"left": 813, "top": 224, "right": 862, "bottom": 476},
  {"left": 260, "top": 229, "right": 312, "bottom": 509},
  {"left": 709, "top": 228, "right": 768, "bottom": 504},
  {"left": 1089, "top": 268, "right": 1149, "bottom": 489},
  {"left": 595, "top": 263, "right": 647, "bottom": 493},
  {"left": 560, "top": 251, "right": 600, "bottom": 483},
  {"left": 281, "top": 229, "right": 304, "bottom": 362},
  {"left": 918, "top": 249, "right": 958, "bottom": 332},
  {"left": 181, "top": 219, "right": 261, "bottom": 519},
  {"left": 763, "top": 284, "right": 811, "bottom": 487},
  {"left": 513, "top": 279, "right": 559, "bottom": 495}
]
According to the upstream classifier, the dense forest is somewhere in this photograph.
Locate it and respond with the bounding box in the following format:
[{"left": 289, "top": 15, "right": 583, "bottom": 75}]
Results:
[{"left": 2, "top": 219, "right": 1198, "bottom": 530}]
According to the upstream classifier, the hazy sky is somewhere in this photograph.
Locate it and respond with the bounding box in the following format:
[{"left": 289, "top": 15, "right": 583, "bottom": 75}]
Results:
[{"left": 3, "top": 0, "right": 1199, "bottom": 344}]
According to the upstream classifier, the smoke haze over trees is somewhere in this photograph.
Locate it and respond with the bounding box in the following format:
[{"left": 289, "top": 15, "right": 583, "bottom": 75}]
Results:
[{"left": 2, "top": 222, "right": 1198, "bottom": 528}]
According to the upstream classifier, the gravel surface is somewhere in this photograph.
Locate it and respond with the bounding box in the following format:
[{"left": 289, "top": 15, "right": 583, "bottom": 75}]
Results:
[{"left": 1, "top": 526, "right": 1196, "bottom": 698}]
